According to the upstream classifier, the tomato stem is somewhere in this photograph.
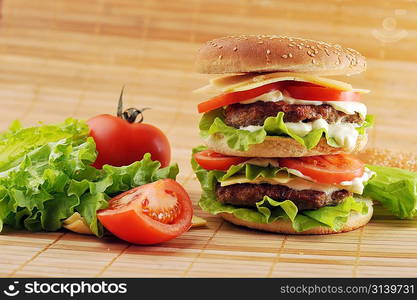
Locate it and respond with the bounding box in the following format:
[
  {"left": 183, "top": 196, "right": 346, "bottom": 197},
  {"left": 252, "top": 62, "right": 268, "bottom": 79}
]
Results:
[
  {"left": 116, "top": 86, "right": 151, "bottom": 123},
  {"left": 117, "top": 86, "right": 125, "bottom": 118},
  {"left": 123, "top": 107, "right": 151, "bottom": 123}
]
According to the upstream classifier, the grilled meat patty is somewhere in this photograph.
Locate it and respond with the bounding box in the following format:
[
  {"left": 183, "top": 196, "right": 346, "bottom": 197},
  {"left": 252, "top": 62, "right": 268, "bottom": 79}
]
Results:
[
  {"left": 224, "top": 101, "right": 363, "bottom": 128},
  {"left": 216, "top": 183, "right": 351, "bottom": 211}
]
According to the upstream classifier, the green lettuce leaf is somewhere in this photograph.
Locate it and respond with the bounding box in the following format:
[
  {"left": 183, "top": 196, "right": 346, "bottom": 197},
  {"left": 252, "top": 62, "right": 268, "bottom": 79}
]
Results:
[
  {"left": 220, "top": 163, "right": 289, "bottom": 181},
  {"left": 199, "top": 109, "right": 266, "bottom": 151},
  {"left": 363, "top": 165, "right": 417, "bottom": 219},
  {"left": 192, "top": 146, "right": 369, "bottom": 232},
  {"left": 0, "top": 118, "right": 88, "bottom": 172},
  {"left": 199, "top": 108, "right": 374, "bottom": 151},
  {"left": 0, "top": 119, "right": 179, "bottom": 236}
]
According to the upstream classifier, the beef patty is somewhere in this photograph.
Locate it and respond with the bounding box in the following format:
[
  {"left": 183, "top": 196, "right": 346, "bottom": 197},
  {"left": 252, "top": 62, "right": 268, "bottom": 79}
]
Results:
[
  {"left": 224, "top": 101, "right": 363, "bottom": 128},
  {"left": 216, "top": 183, "right": 351, "bottom": 211}
]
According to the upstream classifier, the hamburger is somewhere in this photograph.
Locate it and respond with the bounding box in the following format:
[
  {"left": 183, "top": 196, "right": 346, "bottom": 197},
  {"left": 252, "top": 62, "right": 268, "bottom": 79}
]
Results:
[{"left": 191, "top": 35, "right": 376, "bottom": 234}]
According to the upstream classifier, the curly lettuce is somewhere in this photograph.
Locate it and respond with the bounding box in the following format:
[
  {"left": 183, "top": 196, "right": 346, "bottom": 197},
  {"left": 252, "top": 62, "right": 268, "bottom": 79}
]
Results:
[
  {"left": 0, "top": 119, "right": 178, "bottom": 236},
  {"left": 199, "top": 108, "right": 374, "bottom": 151},
  {"left": 191, "top": 146, "right": 369, "bottom": 232},
  {"left": 363, "top": 165, "right": 417, "bottom": 219}
]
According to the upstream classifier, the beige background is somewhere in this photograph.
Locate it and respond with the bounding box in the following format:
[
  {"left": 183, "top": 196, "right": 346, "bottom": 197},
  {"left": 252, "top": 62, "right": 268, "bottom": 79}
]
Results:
[{"left": 0, "top": 0, "right": 416, "bottom": 277}]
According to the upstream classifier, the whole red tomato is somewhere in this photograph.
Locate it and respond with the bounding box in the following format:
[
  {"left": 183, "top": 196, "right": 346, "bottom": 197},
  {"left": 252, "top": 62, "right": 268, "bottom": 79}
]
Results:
[{"left": 88, "top": 90, "right": 171, "bottom": 169}]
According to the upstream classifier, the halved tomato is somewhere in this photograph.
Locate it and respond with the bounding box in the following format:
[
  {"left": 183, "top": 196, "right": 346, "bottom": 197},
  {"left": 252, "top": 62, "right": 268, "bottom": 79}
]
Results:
[
  {"left": 97, "top": 179, "right": 192, "bottom": 245},
  {"left": 194, "top": 150, "right": 249, "bottom": 171},
  {"left": 284, "top": 82, "right": 361, "bottom": 101},
  {"left": 197, "top": 82, "right": 283, "bottom": 113},
  {"left": 278, "top": 154, "right": 364, "bottom": 184}
]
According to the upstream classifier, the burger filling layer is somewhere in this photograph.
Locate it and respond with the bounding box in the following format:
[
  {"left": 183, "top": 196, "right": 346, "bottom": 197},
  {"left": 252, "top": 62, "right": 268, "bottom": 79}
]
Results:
[
  {"left": 215, "top": 158, "right": 375, "bottom": 211},
  {"left": 192, "top": 147, "right": 375, "bottom": 232},
  {"left": 197, "top": 74, "right": 373, "bottom": 152},
  {"left": 216, "top": 183, "right": 350, "bottom": 211},
  {"left": 223, "top": 90, "right": 367, "bottom": 150},
  {"left": 225, "top": 101, "right": 363, "bottom": 127}
]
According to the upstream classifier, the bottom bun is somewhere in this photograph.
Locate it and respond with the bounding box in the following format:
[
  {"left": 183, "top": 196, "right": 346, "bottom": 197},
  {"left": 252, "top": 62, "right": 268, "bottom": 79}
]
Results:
[{"left": 219, "top": 199, "right": 373, "bottom": 235}]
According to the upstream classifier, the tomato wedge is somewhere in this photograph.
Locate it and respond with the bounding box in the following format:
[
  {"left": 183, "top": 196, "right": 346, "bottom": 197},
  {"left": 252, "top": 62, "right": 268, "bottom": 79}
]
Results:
[
  {"left": 197, "top": 82, "right": 283, "bottom": 113},
  {"left": 194, "top": 150, "right": 249, "bottom": 171},
  {"left": 278, "top": 154, "right": 364, "bottom": 184},
  {"left": 284, "top": 82, "right": 361, "bottom": 101},
  {"left": 97, "top": 179, "right": 192, "bottom": 245}
]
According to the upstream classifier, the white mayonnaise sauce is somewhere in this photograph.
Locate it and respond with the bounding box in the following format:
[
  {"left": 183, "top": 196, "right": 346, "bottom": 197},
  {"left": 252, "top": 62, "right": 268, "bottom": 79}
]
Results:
[
  {"left": 238, "top": 125, "right": 263, "bottom": 132},
  {"left": 339, "top": 167, "right": 375, "bottom": 194},
  {"left": 240, "top": 90, "right": 284, "bottom": 104},
  {"left": 239, "top": 118, "right": 360, "bottom": 150},
  {"left": 285, "top": 119, "right": 360, "bottom": 150}
]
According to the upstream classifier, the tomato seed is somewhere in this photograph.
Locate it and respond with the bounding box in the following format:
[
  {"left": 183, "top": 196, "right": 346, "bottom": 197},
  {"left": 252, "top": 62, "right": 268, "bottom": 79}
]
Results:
[{"left": 142, "top": 202, "right": 181, "bottom": 224}]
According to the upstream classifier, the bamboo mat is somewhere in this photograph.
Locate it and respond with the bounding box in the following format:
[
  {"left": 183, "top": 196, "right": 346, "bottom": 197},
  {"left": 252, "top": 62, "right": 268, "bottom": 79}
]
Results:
[{"left": 0, "top": 0, "right": 417, "bottom": 278}]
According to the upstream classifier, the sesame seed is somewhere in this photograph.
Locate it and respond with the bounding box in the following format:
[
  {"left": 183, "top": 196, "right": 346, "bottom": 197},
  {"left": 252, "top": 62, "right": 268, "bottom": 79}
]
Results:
[
  {"left": 218, "top": 55, "right": 223, "bottom": 60},
  {"left": 288, "top": 53, "right": 293, "bottom": 58},
  {"left": 288, "top": 43, "right": 295, "bottom": 47},
  {"left": 307, "top": 50, "right": 315, "bottom": 57},
  {"left": 258, "top": 41, "right": 264, "bottom": 44},
  {"left": 266, "top": 49, "right": 271, "bottom": 55},
  {"left": 297, "top": 45, "right": 302, "bottom": 50},
  {"left": 312, "top": 59, "right": 317, "bottom": 64},
  {"left": 324, "top": 48, "right": 330, "bottom": 56},
  {"left": 233, "top": 47, "right": 237, "bottom": 51},
  {"left": 282, "top": 54, "right": 288, "bottom": 58}
]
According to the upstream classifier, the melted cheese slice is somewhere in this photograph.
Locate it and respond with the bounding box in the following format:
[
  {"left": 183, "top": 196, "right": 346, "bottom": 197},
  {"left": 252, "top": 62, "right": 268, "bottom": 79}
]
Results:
[
  {"left": 220, "top": 176, "right": 339, "bottom": 195},
  {"left": 220, "top": 173, "right": 293, "bottom": 187},
  {"left": 194, "top": 72, "right": 369, "bottom": 95},
  {"left": 219, "top": 167, "right": 374, "bottom": 195}
]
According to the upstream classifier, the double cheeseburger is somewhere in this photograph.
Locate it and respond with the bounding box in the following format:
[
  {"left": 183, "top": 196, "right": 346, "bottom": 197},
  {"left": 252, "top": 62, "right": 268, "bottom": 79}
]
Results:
[{"left": 191, "top": 35, "right": 375, "bottom": 234}]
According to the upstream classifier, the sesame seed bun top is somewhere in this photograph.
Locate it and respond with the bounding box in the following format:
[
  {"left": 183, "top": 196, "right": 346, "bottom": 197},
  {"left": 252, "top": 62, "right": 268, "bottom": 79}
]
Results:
[{"left": 195, "top": 35, "right": 366, "bottom": 76}]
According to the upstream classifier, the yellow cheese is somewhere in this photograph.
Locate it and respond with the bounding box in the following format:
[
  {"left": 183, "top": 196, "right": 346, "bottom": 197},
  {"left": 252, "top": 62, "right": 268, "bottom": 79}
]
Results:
[
  {"left": 194, "top": 72, "right": 370, "bottom": 96},
  {"left": 63, "top": 212, "right": 93, "bottom": 235},
  {"left": 220, "top": 173, "right": 293, "bottom": 187},
  {"left": 191, "top": 215, "right": 207, "bottom": 228},
  {"left": 219, "top": 168, "right": 374, "bottom": 195}
]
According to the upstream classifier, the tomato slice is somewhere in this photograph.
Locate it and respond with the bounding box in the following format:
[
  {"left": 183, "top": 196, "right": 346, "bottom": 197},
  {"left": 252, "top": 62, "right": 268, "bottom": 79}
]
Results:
[
  {"left": 197, "top": 82, "right": 283, "bottom": 113},
  {"left": 194, "top": 150, "right": 249, "bottom": 171},
  {"left": 284, "top": 82, "right": 361, "bottom": 101},
  {"left": 278, "top": 154, "right": 364, "bottom": 184},
  {"left": 198, "top": 81, "right": 360, "bottom": 113},
  {"left": 97, "top": 179, "right": 192, "bottom": 245}
]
